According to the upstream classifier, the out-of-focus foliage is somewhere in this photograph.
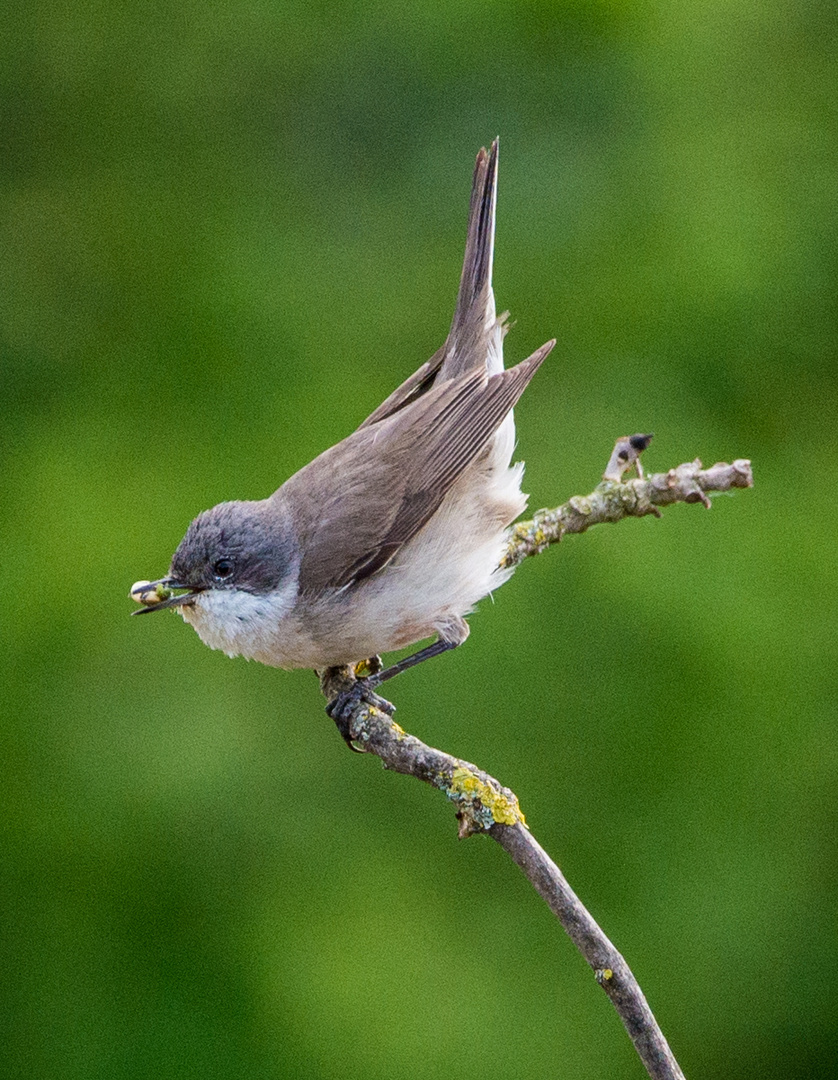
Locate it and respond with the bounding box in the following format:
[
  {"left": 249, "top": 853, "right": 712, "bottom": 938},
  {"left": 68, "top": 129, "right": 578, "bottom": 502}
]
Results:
[{"left": 3, "top": 2, "right": 836, "bottom": 1078}]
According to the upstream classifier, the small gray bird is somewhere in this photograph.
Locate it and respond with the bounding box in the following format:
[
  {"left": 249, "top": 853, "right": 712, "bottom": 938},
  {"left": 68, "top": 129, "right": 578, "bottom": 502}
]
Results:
[{"left": 133, "top": 139, "right": 555, "bottom": 732}]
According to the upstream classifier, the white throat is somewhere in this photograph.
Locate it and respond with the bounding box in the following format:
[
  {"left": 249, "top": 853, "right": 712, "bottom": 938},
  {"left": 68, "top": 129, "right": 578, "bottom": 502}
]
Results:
[{"left": 180, "top": 575, "right": 299, "bottom": 662}]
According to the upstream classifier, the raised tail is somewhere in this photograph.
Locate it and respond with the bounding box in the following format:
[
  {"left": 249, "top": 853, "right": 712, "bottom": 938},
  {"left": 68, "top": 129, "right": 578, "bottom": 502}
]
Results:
[{"left": 439, "top": 138, "right": 501, "bottom": 381}]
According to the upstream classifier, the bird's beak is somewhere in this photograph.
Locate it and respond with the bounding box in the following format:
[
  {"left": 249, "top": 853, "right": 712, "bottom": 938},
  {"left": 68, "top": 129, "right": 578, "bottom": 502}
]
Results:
[{"left": 130, "top": 578, "right": 200, "bottom": 615}]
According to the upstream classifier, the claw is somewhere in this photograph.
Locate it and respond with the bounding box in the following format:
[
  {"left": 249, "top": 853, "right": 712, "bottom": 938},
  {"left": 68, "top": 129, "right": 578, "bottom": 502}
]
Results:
[{"left": 325, "top": 680, "right": 395, "bottom": 752}]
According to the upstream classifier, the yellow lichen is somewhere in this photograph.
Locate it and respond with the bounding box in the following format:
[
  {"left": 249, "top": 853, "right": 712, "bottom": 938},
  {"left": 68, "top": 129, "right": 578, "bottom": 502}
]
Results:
[{"left": 449, "top": 766, "right": 527, "bottom": 827}]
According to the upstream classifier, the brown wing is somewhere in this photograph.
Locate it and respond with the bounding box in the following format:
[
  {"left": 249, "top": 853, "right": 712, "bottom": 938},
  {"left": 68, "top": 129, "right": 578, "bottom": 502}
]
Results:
[
  {"left": 275, "top": 338, "right": 555, "bottom": 596},
  {"left": 356, "top": 346, "right": 446, "bottom": 430}
]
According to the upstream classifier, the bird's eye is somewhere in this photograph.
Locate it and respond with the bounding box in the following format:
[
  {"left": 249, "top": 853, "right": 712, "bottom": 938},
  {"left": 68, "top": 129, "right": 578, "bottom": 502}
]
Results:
[{"left": 212, "top": 557, "right": 235, "bottom": 580}]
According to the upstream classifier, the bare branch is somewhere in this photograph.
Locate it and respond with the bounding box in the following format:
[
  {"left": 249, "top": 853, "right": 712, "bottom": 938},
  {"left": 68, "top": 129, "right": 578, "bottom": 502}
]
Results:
[
  {"left": 319, "top": 439, "right": 753, "bottom": 1079},
  {"left": 495, "top": 826, "right": 686, "bottom": 1080},
  {"left": 317, "top": 675, "right": 686, "bottom": 1080}
]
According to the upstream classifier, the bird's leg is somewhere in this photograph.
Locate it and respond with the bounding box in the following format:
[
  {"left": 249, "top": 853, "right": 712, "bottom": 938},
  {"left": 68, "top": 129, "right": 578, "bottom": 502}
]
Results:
[
  {"left": 365, "top": 639, "right": 459, "bottom": 688},
  {"left": 323, "top": 639, "right": 460, "bottom": 751}
]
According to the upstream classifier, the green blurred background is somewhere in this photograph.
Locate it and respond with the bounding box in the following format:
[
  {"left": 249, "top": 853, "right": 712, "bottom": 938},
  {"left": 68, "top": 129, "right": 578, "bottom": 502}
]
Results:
[{"left": 3, "top": 1, "right": 836, "bottom": 1077}]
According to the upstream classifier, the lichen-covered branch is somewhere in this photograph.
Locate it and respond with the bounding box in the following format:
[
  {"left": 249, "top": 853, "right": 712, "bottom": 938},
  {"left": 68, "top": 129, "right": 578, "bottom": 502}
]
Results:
[
  {"left": 319, "top": 438, "right": 752, "bottom": 1080},
  {"left": 320, "top": 665, "right": 528, "bottom": 836},
  {"left": 503, "top": 443, "right": 753, "bottom": 570}
]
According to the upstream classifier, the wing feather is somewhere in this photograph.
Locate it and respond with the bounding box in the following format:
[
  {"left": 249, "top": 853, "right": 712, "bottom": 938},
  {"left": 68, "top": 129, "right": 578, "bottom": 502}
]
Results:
[{"left": 275, "top": 339, "right": 554, "bottom": 595}]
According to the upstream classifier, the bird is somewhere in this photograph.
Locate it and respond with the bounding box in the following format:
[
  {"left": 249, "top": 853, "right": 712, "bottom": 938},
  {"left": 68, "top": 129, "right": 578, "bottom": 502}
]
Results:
[{"left": 132, "top": 139, "right": 555, "bottom": 739}]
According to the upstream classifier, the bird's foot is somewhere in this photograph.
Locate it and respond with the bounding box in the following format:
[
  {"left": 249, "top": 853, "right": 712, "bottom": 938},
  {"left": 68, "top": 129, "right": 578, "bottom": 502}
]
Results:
[{"left": 325, "top": 679, "right": 395, "bottom": 752}]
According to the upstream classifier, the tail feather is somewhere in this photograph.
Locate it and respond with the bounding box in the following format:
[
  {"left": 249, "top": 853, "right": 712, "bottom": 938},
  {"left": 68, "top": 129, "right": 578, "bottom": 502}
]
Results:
[{"left": 439, "top": 139, "right": 500, "bottom": 380}]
